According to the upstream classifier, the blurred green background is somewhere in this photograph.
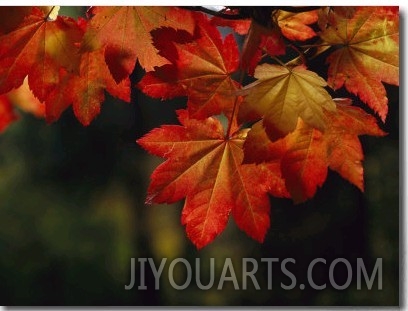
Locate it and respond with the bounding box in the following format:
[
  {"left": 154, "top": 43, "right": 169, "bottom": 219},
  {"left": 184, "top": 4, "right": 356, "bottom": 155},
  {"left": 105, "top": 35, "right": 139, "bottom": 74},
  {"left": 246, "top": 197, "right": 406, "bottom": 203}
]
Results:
[{"left": 0, "top": 6, "right": 399, "bottom": 306}]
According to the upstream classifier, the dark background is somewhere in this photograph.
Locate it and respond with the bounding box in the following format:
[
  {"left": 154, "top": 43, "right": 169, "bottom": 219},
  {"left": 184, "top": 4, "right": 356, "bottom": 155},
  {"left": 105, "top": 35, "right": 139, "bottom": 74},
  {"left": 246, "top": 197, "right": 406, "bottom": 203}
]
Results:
[{"left": 0, "top": 6, "right": 399, "bottom": 306}]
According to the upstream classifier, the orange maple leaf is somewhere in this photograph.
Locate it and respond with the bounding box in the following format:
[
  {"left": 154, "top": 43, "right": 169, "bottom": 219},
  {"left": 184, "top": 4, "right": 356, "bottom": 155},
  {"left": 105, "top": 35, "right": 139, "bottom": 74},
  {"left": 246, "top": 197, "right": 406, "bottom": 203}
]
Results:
[
  {"left": 244, "top": 100, "right": 386, "bottom": 203},
  {"left": 276, "top": 9, "right": 318, "bottom": 41},
  {"left": 0, "top": 9, "right": 131, "bottom": 126},
  {"left": 65, "top": 48, "right": 130, "bottom": 126},
  {"left": 0, "top": 7, "right": 82, "bottom": 99},
  {"left": 139, "top": 13, "right": 240, "bottom": 119},
  {"left": 82, "top": 6, "right": 195, "bottom": 82},
  {"left": 137, "top": 110, "right": 287, "bottom": 248},
  {"left": 320, "top": 6, "right": 399, "bottom": 122}
]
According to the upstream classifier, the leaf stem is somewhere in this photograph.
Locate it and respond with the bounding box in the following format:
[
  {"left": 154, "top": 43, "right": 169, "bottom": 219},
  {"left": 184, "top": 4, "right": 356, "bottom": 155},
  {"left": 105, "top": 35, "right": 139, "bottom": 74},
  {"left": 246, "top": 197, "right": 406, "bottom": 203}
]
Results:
[
  {"left": 226, "top": 70, "right": 245, "bottom": 138},
  {"left": 288, "top": 44, "right": 306, "bottom": 65},
  {"left": 299, "top": 43, "right": 333, "bottom": 48},
  {"left": 272, "top": 56, "right": 286, "bottom": 67}
]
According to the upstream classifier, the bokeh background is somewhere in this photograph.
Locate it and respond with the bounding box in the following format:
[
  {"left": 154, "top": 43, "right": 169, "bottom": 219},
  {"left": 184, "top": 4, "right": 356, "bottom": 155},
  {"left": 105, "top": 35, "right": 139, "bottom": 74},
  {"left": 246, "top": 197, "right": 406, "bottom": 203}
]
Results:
[{"left": 0, "top": 6, "right": 399, "bottom": 306}]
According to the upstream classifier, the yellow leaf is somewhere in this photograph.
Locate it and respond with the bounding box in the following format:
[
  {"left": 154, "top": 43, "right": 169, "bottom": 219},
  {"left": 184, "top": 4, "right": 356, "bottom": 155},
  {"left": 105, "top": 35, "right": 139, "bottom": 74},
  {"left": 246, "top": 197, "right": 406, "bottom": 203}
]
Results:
[
  {"left": 239, "top": 64, "right": 336, "bottom": 140},
  {"left": 320, "top": 7, "right": 399, "bottom": 121}
]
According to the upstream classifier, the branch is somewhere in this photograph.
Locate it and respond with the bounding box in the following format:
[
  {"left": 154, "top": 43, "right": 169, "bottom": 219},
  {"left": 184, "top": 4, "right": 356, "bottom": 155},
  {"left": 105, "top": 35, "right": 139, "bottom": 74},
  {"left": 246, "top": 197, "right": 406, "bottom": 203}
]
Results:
[
  {"left": 180, "top": 6, "right": 249, "bottom": 20},
  {"left": 181, "top": 6, "right": 322, "bottom": 21}
]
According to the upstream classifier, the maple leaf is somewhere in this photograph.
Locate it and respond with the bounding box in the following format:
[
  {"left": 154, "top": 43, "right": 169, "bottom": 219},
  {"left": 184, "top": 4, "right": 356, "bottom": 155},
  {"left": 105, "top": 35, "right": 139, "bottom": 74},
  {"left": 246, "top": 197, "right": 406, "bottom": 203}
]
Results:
[
  {"left": 239, "top": 64, "right": 336, "bottom": 141},
  {"left": 319, "top": 6, "right": 399, "bottom": 121},
  {"left": 0, "top": 8, "right": 130, "bottom": 126},
  {"left": 276, "top": 9, "right": 318, "bottom": 41},
  {"left": 66, "top": 48, "right": 131, "bottom": 126},
  {"left": 137, "top": 110, "right": 287, "bottom": 249},
  {"left": 37, "top": 48, "right": 130, "bottom": 126},
  {"left": 138, "top": 13, "right": 240, "bottom": 119},
  {"left": 41, "top": 68, "right": 73, "bottom": 123},
  {"left": 82, "top": 6, "right": 195, "bottom": 82},
  {"left": 244, "top": 101, "right": 386, "bottom": 203},
  {"left": 0, "top": 7, "right": 82, "bottom": 99}
]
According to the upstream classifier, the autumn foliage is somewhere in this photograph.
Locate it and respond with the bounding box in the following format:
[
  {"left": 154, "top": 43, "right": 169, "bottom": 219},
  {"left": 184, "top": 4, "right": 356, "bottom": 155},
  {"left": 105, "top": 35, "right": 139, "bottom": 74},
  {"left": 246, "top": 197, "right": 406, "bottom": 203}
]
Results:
[{"left": 0, "top": 6, "right": 399, "bottom": 248}]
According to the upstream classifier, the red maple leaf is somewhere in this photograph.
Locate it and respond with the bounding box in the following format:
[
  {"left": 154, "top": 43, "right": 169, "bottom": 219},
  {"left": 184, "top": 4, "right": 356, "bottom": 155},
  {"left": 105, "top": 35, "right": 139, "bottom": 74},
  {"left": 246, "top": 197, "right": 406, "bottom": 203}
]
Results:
[
  {"left": 137, "top": 109, "right": 287, "bottom": 248},
  {"left": 138, "top": 12, "right": 240, "bottom": 119},
  {"left": 0, "top": 9, "right": 131, "bottom": 126},
  {"left": 244, "top": 100, "right": 385, "bottom": 203},
  {"left": 38, "top": 46, "right": 130, "bottom": 126},
  {"left": 65, "top": 48, "right": 130, "bottom": 126},
  {"left": 0, "top": 7, "right": 82, "bottom": 99},
  {"left": 82, "top": 6, "right": 195, "bottom": 82},
  {"left": 0, "top": 7, "right": 120, "bottom": 125}
]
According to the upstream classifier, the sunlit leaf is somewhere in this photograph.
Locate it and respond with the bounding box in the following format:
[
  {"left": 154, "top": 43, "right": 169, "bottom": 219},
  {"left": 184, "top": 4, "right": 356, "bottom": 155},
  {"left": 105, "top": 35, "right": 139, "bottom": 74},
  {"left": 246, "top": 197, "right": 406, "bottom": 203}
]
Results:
[
  {"left": 239, "top": 64, "right": 336, "bottom": 141},
  {"left": 320, "top": 6, "right": 399, "bottom": 121}
]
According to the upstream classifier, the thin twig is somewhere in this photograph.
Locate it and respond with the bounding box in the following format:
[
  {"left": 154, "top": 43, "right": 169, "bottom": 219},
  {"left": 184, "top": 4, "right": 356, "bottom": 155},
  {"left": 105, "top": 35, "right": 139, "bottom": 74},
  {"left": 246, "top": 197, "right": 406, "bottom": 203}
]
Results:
[
  {"left": 180, "top": 6, "right": 249, "bottom": 20},
  {"left": 226, "top": 71, "right": 245, "bottom": 138},
  {"left": 44, "top": 6, "right": 56, "bottom": 20}
]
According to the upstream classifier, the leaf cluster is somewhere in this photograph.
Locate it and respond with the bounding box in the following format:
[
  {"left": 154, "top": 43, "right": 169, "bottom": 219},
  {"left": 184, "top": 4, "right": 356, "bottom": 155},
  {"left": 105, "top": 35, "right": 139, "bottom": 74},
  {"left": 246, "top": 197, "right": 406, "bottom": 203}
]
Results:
[{"left": 0, "top": 6, "right": 399, "bottom": 248}]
